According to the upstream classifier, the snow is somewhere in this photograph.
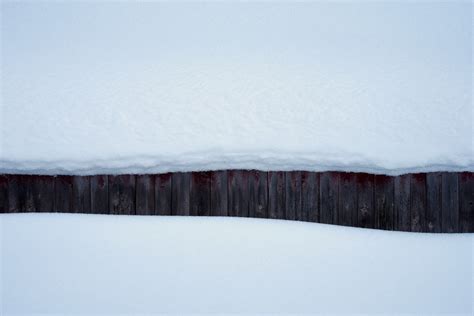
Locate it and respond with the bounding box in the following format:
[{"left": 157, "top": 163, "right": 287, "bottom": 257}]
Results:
[
  {"left": 1, "top": 2, "right": 472, "bottom": 175},
  {"left": 1, "top": 213, "right": 473, "bottom": 315}
]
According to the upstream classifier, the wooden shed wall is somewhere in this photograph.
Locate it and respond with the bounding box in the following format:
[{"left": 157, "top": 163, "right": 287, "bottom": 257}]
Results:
[{"left": 1, "top": 171, "right": 473, "bottom": 233}]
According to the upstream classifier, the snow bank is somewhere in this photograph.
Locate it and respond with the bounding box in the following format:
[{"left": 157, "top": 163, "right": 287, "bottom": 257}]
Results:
[
  {"left": 1, "top": 214, "right": 472, "bottom": 315},
  {"left": 1, "top": 2, "right": 472, "bottom": 175}
]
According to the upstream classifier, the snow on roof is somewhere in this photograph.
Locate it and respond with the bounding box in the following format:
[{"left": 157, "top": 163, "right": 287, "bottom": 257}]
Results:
[{"left": 1, "top": 2, "right": 472, "bottom": 175}]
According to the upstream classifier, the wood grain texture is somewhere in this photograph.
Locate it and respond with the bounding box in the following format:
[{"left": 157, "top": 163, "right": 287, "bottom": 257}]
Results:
[
  {"left": 285, "top": 171, "right": 301, "bottom": 221},
  {"left": 210, "top": 171, "right": 228, "bottom": 216},
  {"left": 228, "top": 170, "right": 249, "bottom": 217},
  {"left": 172, "top": 172, "right": 190, "bottom": 216},
  {"left": 72, "top": 176, "right": 91, "bottom": 213},
  {"left": 0, "top": 175, "right": 9, "bottom": 213},
  {"left": 426, "top": 173, "right": 442, "bottom": 233},
  {"left": 155, "top": 173, "right": 172, "bottom": 215},
  {"left": 410, "top": 173, "right": 426, "bottom": 232},
  {"left": 374, "top": 175, "right": 394, "bottom": 230},
  {"left": 136, "top": 175, "right": 154, "bottom": 215},
  {"left": 268, "top": 171, "right": 285, "bottom": 219},
  {"left": 191, "top": 172, "right": 211, "bottom": 216},
  {"left": 394, "top": 174, "right": 411, "bottom": 232},
  {"left": 459, "top": 172, "right": 474, "bottom": 233},
  {"left": 356, "top": 173, "right": 374, "bottom": 228},
  {"left": 320, "top": 172, "right": 339, "bottom": 224},
  {"left": 441, "top": 173, "right": 459, "bottom": 233},
  {"left": 339, "top": 172, "right": 357, "bottom": 227},
  {"left": 91, "top": 175, "right": 108, "bottom": 214},
  {"left": 54, "top": 176, "right": 73, "bottom": 213},
  {"left": 109, "top": 175, "right": 135, "bottom": 215},
  {"left": 301, "top": 172, "right": 318, "bottom": 222},
  {"left": 248, "top": 170, "right": 267, "bottom": 218}
]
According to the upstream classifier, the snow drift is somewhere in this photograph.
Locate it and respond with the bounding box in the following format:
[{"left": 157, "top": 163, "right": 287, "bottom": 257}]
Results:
[{"left": 1, "top": 2, "right": 472, "bottom": 175}]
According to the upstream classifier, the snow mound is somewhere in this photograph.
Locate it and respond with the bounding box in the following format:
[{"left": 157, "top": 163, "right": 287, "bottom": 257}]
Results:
[
  {"left": 1, "top": 214, "right": 473, "bottom": 314},
  {"left": 1, "top": 2, "right": 472, "bottom": 175}
]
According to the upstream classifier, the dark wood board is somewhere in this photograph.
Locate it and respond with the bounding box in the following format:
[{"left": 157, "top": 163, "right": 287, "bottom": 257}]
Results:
[
  {"left": 72, "top": 176, "right": 91, "bottom": 213},
  {"left": 155, "top": 173, "right": 172, "bottom": 215},
  {"left": 285, "top": 171, "right": 301, "bottom": 221},
  {"left": 339, "top": 172, "right": 357, "bottom": 227},
  {"left": 356, "top": 173, "right": 374, "bottom": 228},
  {"left": 0, "top": 175, "right": 9, "bottom": 213},
  {"left": 301, "top": 171, "right": 318, "bottom": 222},
  {"left": 320, "top": 172, "right": 339, "bottom": 225},
  {"left": 374, "top": 175, "right": 394, "bottom": 230},
  {"left": 426, "top": 173, "right": 442, "bottom": 233},
  {"left": 268, "top": 171, "right": 285, "bottom": 219},
  {"left": 190, "top": 172, "right": 211, "bottom": 216},
  {"left": 54, "top": 176, "right": 73, "bottom": 213},
  {"left": 210, "top": 171, "right": 228, "bottom": 216},
  {"left": 136, "top": 175, "right": 154, "bottom": 215},
  {"left": 172, "top": 172, "right": 190, "bottom": 216},
  {"left": 459, "top": 172, "right": 474, "bottom": 233},
  {"left": 410, "top": 173, "right": 427, "bottom": 232},
  {"left": 109, "top": 175, "right": 135, "bottom": 215},
  {"left": 228, "top": 170, "right": 249, "bottom": 217},
  {"left": 394, "top": 174, "right": 411, "bottom": 232},
  {"left": 91, "top": 175, "right": 109, "bottom": 214},
  {"left": 441, "top": 173, "right": 459, "bottom": 233},
  {"left": 248, "top": 170, "right": 268, "bottom": 218}
]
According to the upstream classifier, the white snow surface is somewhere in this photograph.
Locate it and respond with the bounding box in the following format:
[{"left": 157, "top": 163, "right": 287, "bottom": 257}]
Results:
[
  {"left": 1, "top": 2, "right": 473, "bottom": 175},
  {"left": 1, "top": 214, "right": 473, "bottom": 315}
]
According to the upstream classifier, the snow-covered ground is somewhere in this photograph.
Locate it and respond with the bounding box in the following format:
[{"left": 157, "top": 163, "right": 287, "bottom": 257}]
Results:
[
  {"left": 1, "top": 2, "right": 472, "bottom": 175},
  {"left": 1, "top": 214, "right": 473, "bottom": 315}
]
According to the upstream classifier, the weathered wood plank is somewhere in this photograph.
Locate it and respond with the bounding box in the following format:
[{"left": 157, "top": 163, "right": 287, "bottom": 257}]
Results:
[
  {"left": 268, "top": 171, "right": 285, "bottom": 219},
  {"left": 91, "top": 175, "right": 109, "bottom": 214},
  {"left": 426, "top": 173, "right": 442, "bottom": 233},
  {"left": 394, "top": 174, "right": 411, "bottom": 232},
  {"left": 210, "top": 171, "right": 228, "bottom": 216},
  {"left": 459, "top": 172, "right": 474, "bottom": 233},
  {"left": 228, "top": 170, "right": 249, "bottom": 217},
  {"left": 135, "top": 175, "right": 154, "bottom": 215},
  {"left": 72, "top": 176, "right": 91, "bottom": 213},
  {"left": 172, "top": 172, "right": 190, "bottom": 215},
  {"left": 8, "top": 175, "right": 27, "bottom": 212},
  {"left": 285, "top": 171, "right": 301, "bottom": 221},
  {"left": 0, "top": 175, "right": 9, "bottom": 213},
  {"left": 155, "top": 173, "right": 172, "bottom": 215},
  {"left": 109, "top": 175, "right": 135, "bottom": 215},
  {"left": 248, "top": 170, "right": 268, "bottom": 218},
  {"left": 441, "top": 173, "right": 459, "bottom": 233},
  {"left": 54, "top": 176, "right": 73, "bottom": 213},
  {"left": 356, "top": 173, "right": 374, "bottom": 229},
  {"left": 190, "top": 172, "right": 211, "bottom": 216},
  {"left": 339, "top": 172, "right": 357, "bottom": 227},
  {"left": 33, "top": 176, "right": 55, "bottom": 212},
  {"left": 374, "top": 175, "right": 394, "bottom": 230},
  {"left": 301, "top": 172, "right": 318, "bottom": 222},
  {"left": 410, "top": 173, "right": 426, "bottom": 232},
  {"left": 320, "top": 172, "right": 339, "bottom": 224}
]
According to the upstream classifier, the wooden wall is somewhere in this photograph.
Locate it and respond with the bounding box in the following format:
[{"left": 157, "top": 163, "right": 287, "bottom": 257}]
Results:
[{"left": 1, "top": 171, "right": 473, "bottom": 233}]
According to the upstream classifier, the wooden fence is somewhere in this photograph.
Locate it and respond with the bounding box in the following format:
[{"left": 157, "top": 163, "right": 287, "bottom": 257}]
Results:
[{"left": 0, "top": 171, "right": 473, "bottom": 233}]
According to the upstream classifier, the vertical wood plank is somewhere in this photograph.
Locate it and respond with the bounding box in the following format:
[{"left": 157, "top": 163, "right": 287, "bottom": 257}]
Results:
[
  {"left": 410, "top": 173, "right": 426, "bottom": 232},
  {"left": 268, "top": 171, "right": 285, "bottom": 219},
  {"left": 339, "top": 172, "right": 357, "bottom": 227},
  {"left": 426, "top": 172, "right": 442, "bottom": 233},
  {"left": 441, "top": 172, "right": 459, "bottom": 233},
  {"left": 155, "top": 173, "right": 172, "bottom": 215},
  {"left": 8, "top": 175, "right": 26, "bottom": 212},
  {"left": 135, "top": 175, "right": 154, "bottom": 215},
  {"left": 54, "top": 176, "right": 73, "bottom": 213},
  {"left": 33, "top": 176, "right": 55, "bottom": 212},
  {"left": 374, "top": 175, "right": 394, "bottom": 230},
  {"left": 72, "top": 176, "right": 91, "bottom": 213},
  {"left": 210, "top": 171, "right": 228, "bottom": 216},
  {"left": 248, "top": 170, "right": 268, "bottom": 218},
  {"left": 301, "top": 172, "right": 318, "bottom": 222},
  {"left": 394, "top": 174, "right": 411, "bottom": 231},
  {"left": 190, "top": 171, "right": 211, "bottom": 216},
  {"left": 91, "top": 175, "right": 109, "bottom": 214},
  {"left": 285, "top": 171, "right": 301, "bottom": 221},
  {"left": 459, "top": 172, "right": 474, "bottom": 233},
  {"left": 356, "top": 173, "right": 374, "bottom": 228},
  {"left": 172, "top": 172, "right": 190, "bottom": 215},
  {"left": 228, "top": 170, "right": 249, "bottom": 217},
  {"left": 320, "top": 172, "right": 339, "bottom": 224},
  {"left": 109, "top": 175, "right": 135, "bottom": 215},
  {"left": 0, "top": 175, "right": 9, "bottom": 213}
]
